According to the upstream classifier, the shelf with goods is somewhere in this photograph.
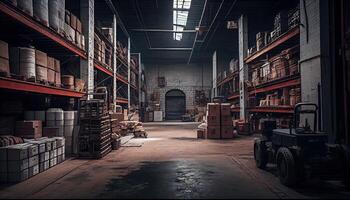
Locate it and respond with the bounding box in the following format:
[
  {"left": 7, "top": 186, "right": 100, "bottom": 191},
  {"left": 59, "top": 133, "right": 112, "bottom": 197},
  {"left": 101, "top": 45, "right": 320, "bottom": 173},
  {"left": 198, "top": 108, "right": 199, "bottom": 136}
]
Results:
[
  {"left": 0, "top": 76, "right": 85, "bottom": 98},
  {"left": 244, "top": 4, "right": 301, "bottom": 132},
  {"left": 0, "top": 2, "right": 88, "bottom": 99},
  {"left": 0, "top": 1, "right": 87, "bottom": 59},
  {"left": 216, "top": 58, "right": 240, "bottom": 101}
]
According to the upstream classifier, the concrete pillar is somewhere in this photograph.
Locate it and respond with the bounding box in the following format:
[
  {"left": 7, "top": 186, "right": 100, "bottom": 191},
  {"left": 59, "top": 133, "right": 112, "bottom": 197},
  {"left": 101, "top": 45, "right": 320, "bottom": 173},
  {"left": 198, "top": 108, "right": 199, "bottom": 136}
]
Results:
[
  {"left": 238, "top": 15, "right": 248, "bottom": 121},
  {"left": 80, "top": 0, "right": 94, "bottom": 99},
  {"left": 212, "top": 51, "right": 217, "bottom": 99},
  {"left": 112, "top": 15, "right": 117, "bottom": 112}
]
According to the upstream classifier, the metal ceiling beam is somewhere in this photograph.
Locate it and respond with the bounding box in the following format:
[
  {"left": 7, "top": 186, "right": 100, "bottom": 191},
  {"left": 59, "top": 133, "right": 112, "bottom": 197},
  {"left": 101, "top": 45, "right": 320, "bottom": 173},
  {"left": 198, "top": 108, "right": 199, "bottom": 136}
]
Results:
[
  {"left": 105, "top": 0, "right": 130, "bottom": 38},
  {"left": 130, "top": 29, "right": 197, "bottom": 33},
  {"left": 187, "top": 0, "right": 208, "bottom": 64},
  {"left": 134, "top": 0, "right": 152, "bottom": 48},
  {"left": 149, "top": 48, "right": 193, "bottom": 51}
]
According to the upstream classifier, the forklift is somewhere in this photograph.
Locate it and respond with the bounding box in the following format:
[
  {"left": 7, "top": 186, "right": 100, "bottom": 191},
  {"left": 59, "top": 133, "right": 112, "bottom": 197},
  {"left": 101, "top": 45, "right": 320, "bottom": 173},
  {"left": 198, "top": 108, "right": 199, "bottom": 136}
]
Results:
[{"left": 254, "top": 103, "right": 350, "bottom": 186}]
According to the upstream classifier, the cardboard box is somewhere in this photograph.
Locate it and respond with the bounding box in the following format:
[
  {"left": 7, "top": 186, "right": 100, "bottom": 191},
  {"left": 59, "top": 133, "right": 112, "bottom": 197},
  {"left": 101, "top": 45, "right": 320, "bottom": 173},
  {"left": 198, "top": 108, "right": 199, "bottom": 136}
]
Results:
[
  {"left": 29, "top": 155, "right": 39, "bottom": 168},
  {"left": 0, "top": 57, "right": 10, "bottom": 75},
  {"left": 221, "top": 115, "right": 233, "bottom": 126},
  {"left": 0, "top": 40, "right": 9, "bottom": 59},
  {"left": 220, "top": 103, "right": 231, "bottom": 116},
  {"left": 28, "top": 164, "right": 39, "bottom": 177},
  {"left": 52, "top": 137, "right": 65, "bottom": 147},
  {"left": 221, "top": 126, "right": 234, "bottom": 139},
  {"left": 207, "top": 115, "right": 220, "bottom": 126},
  {"left": 39, "top": 160, "right": 49, "bottom": 172},
  {"left": 25, "top": 140, "right": 46, "bottom": 154},
  {"left": 207, "top": 103, "right": 220, "bottom": 116},
  {"left": 197, "top": 129, "right": 206, "bottom": 139},
  {"left": 47, "top": 57, "right": 55, "bottom": 84},
  {"left": 50, "top": 157, "right": 57, "bottom": 167},
  {"left": 207, "top": 126, "right": 220, "bottom": 139},
  {"left": 0, "top": 159, "right": 6, "bottom": 173},
  {"left": 35, "top": 50, "right": 47, "bottom": 67},
  {"left": 7, "top": 169, "right": 28, "bottom": 182},
  {"left": 39, "top": 152, "right": 50, "bottom": 162},
  {"left": 7, "top": 159, "right": 29, "bottom": 172},
  {"left": 0, "top": 147, "right": 7, "bottom": 161},
  {"left": 15, "top": 121, "right": 42, "bottom": 139},
  {"left": 70, "top": 14, "right": 77, "bottom": 30},
  {"left": 7, "top": 144, "right": 29, "bottom": 160},
  {"left": 76, "top": 18, "right": 82, "bottom": 33}
]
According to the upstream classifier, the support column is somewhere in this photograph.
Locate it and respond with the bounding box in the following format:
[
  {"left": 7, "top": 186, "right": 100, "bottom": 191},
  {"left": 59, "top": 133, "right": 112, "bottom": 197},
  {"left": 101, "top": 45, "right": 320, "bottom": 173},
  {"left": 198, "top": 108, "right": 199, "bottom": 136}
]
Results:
[
  {"left": 80, "top": 0, "right": 94, "bottom": 99},
  {"left": 212, "top": 51, "right": 217, "bottom": 99},
  {"left": 127, "top": 37, "right": 131, "bottom": 110},
  {"left": 112, "top": 15, "right": 117, "bottom": 112},
  {"left": 238, "top": 15, "right": 248, "bottom": 121},
  {"left": 138, "top": 53, "right": 142, "bottom": 108}
]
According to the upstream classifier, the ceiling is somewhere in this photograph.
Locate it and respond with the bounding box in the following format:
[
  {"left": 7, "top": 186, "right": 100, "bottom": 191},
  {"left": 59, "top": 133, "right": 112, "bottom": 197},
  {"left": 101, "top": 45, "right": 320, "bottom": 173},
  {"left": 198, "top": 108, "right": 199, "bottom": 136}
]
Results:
[{"left": 110, "top": 0, "right": 298, "bottom": 64}]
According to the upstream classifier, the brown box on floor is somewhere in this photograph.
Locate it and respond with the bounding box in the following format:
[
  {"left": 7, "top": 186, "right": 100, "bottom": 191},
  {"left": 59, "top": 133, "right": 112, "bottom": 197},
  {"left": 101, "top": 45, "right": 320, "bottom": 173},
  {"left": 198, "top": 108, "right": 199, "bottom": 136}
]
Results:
[
  {"left": 220, "top": 103, "right": 231, "bottom": 116},
  {"left": 207, "top": 103, "right": 220, "bottom": 116},
  {"left": 197, "top": 129, "right": 206, "bottom": 139},
  {"left": 15, "top": 121, "right": 42, "bottom": 139},
  {"left": 207, "top": 126, "right": 220, "bottom": 139},
  {"left": 221, "top": 115, "right": 232, "bottom": 126},
  {"left": 221, "top": 126, "right": 234, "bottom": 139},
  {"left": 207, "top": 115, "right": 220, "bottom": 126}
]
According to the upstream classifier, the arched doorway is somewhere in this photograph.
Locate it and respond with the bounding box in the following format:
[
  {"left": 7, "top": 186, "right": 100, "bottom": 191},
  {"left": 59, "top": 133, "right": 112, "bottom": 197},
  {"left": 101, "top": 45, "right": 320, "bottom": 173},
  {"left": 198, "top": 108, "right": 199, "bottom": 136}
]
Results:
[{"left": 165, "top": 89, "right": 186, "bottom": 120}]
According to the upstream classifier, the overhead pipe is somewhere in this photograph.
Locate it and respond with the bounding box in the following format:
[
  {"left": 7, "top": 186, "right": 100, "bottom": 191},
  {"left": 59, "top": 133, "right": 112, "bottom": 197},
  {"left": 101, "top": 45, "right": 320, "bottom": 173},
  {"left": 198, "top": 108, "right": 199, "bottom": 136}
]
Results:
[{"left": 187, "top": 0, "right": 208, "bottom": 64}]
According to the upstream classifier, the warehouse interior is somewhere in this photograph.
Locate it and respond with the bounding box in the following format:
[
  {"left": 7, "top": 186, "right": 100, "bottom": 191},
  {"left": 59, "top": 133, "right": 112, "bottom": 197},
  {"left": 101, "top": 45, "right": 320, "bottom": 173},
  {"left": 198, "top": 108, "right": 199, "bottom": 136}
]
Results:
[{"left": 0, "top": 0, "right": 350, "bottom": 199}]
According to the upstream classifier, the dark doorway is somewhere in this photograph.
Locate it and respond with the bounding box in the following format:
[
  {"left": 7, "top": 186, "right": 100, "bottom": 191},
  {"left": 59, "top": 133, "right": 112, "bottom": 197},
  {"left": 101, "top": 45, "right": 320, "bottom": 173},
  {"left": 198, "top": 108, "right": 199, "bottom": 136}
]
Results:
[{"left": 165, "top": 89, "right": 186, "bottom": 120}]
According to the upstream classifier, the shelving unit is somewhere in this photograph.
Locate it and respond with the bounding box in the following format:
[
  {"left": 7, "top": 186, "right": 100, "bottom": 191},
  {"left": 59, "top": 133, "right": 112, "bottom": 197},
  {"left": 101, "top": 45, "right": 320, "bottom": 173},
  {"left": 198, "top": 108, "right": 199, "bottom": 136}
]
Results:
[
  {"left": 242, "top": 4, "right": 301, "bottom": 132},
  {"left": 0, "top": 77, "right": 85, "bottom": 98},
  {"left": 0, "top": 2, "right": 87, "bottom": 59}
]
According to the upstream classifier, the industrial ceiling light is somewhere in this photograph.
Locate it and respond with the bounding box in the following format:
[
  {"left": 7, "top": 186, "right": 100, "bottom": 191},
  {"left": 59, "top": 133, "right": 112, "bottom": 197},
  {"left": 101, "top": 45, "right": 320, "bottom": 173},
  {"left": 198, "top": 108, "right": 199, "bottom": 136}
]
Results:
[{"left": 173, "top": 0, "right": 192, "bottom": 41}]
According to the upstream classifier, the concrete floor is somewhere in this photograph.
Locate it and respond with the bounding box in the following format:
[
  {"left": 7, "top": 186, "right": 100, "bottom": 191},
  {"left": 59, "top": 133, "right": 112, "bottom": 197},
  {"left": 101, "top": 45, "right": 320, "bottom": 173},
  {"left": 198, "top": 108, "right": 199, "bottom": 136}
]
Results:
[{"left": 0, "top": 122, "right": 350, "bottom": 199}]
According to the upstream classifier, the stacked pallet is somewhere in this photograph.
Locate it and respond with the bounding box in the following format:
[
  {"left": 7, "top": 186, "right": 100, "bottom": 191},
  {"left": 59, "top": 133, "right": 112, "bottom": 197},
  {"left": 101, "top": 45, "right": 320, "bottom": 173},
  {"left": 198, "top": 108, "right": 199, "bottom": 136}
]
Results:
[
  {"left": 78, "top": 100, "right": 112, "bottom": 159},
  {"left": 0, "top": 137, "right": 65, "bottom": 183}
]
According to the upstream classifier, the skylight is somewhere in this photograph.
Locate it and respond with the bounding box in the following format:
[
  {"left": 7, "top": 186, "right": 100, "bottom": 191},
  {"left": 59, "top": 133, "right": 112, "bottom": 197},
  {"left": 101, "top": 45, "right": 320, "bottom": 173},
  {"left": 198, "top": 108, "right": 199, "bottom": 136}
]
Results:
[{"left": 173, "top": 0, "right": 192, "bottom": 41}]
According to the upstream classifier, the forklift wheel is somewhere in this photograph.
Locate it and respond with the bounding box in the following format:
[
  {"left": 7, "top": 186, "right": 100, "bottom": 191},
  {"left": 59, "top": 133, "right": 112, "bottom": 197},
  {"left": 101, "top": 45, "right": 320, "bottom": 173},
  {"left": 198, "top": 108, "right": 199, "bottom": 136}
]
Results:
[
  {"left": 254, "top": 140, "right": 268, "bottom": 169},
  {"left": 277, "top": 147, "right": 297, "bottom": 187}
]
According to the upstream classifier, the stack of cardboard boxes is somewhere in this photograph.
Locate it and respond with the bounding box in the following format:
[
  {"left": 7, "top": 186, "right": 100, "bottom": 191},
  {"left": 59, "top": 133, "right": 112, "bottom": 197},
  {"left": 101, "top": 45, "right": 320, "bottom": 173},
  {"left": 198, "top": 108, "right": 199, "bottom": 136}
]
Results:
[
  {"left": 0, "top": 137, "right": 65, "bottom": 183},
  {"left": 206, "top": 103, "right": 234, "bottom": 139}
]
